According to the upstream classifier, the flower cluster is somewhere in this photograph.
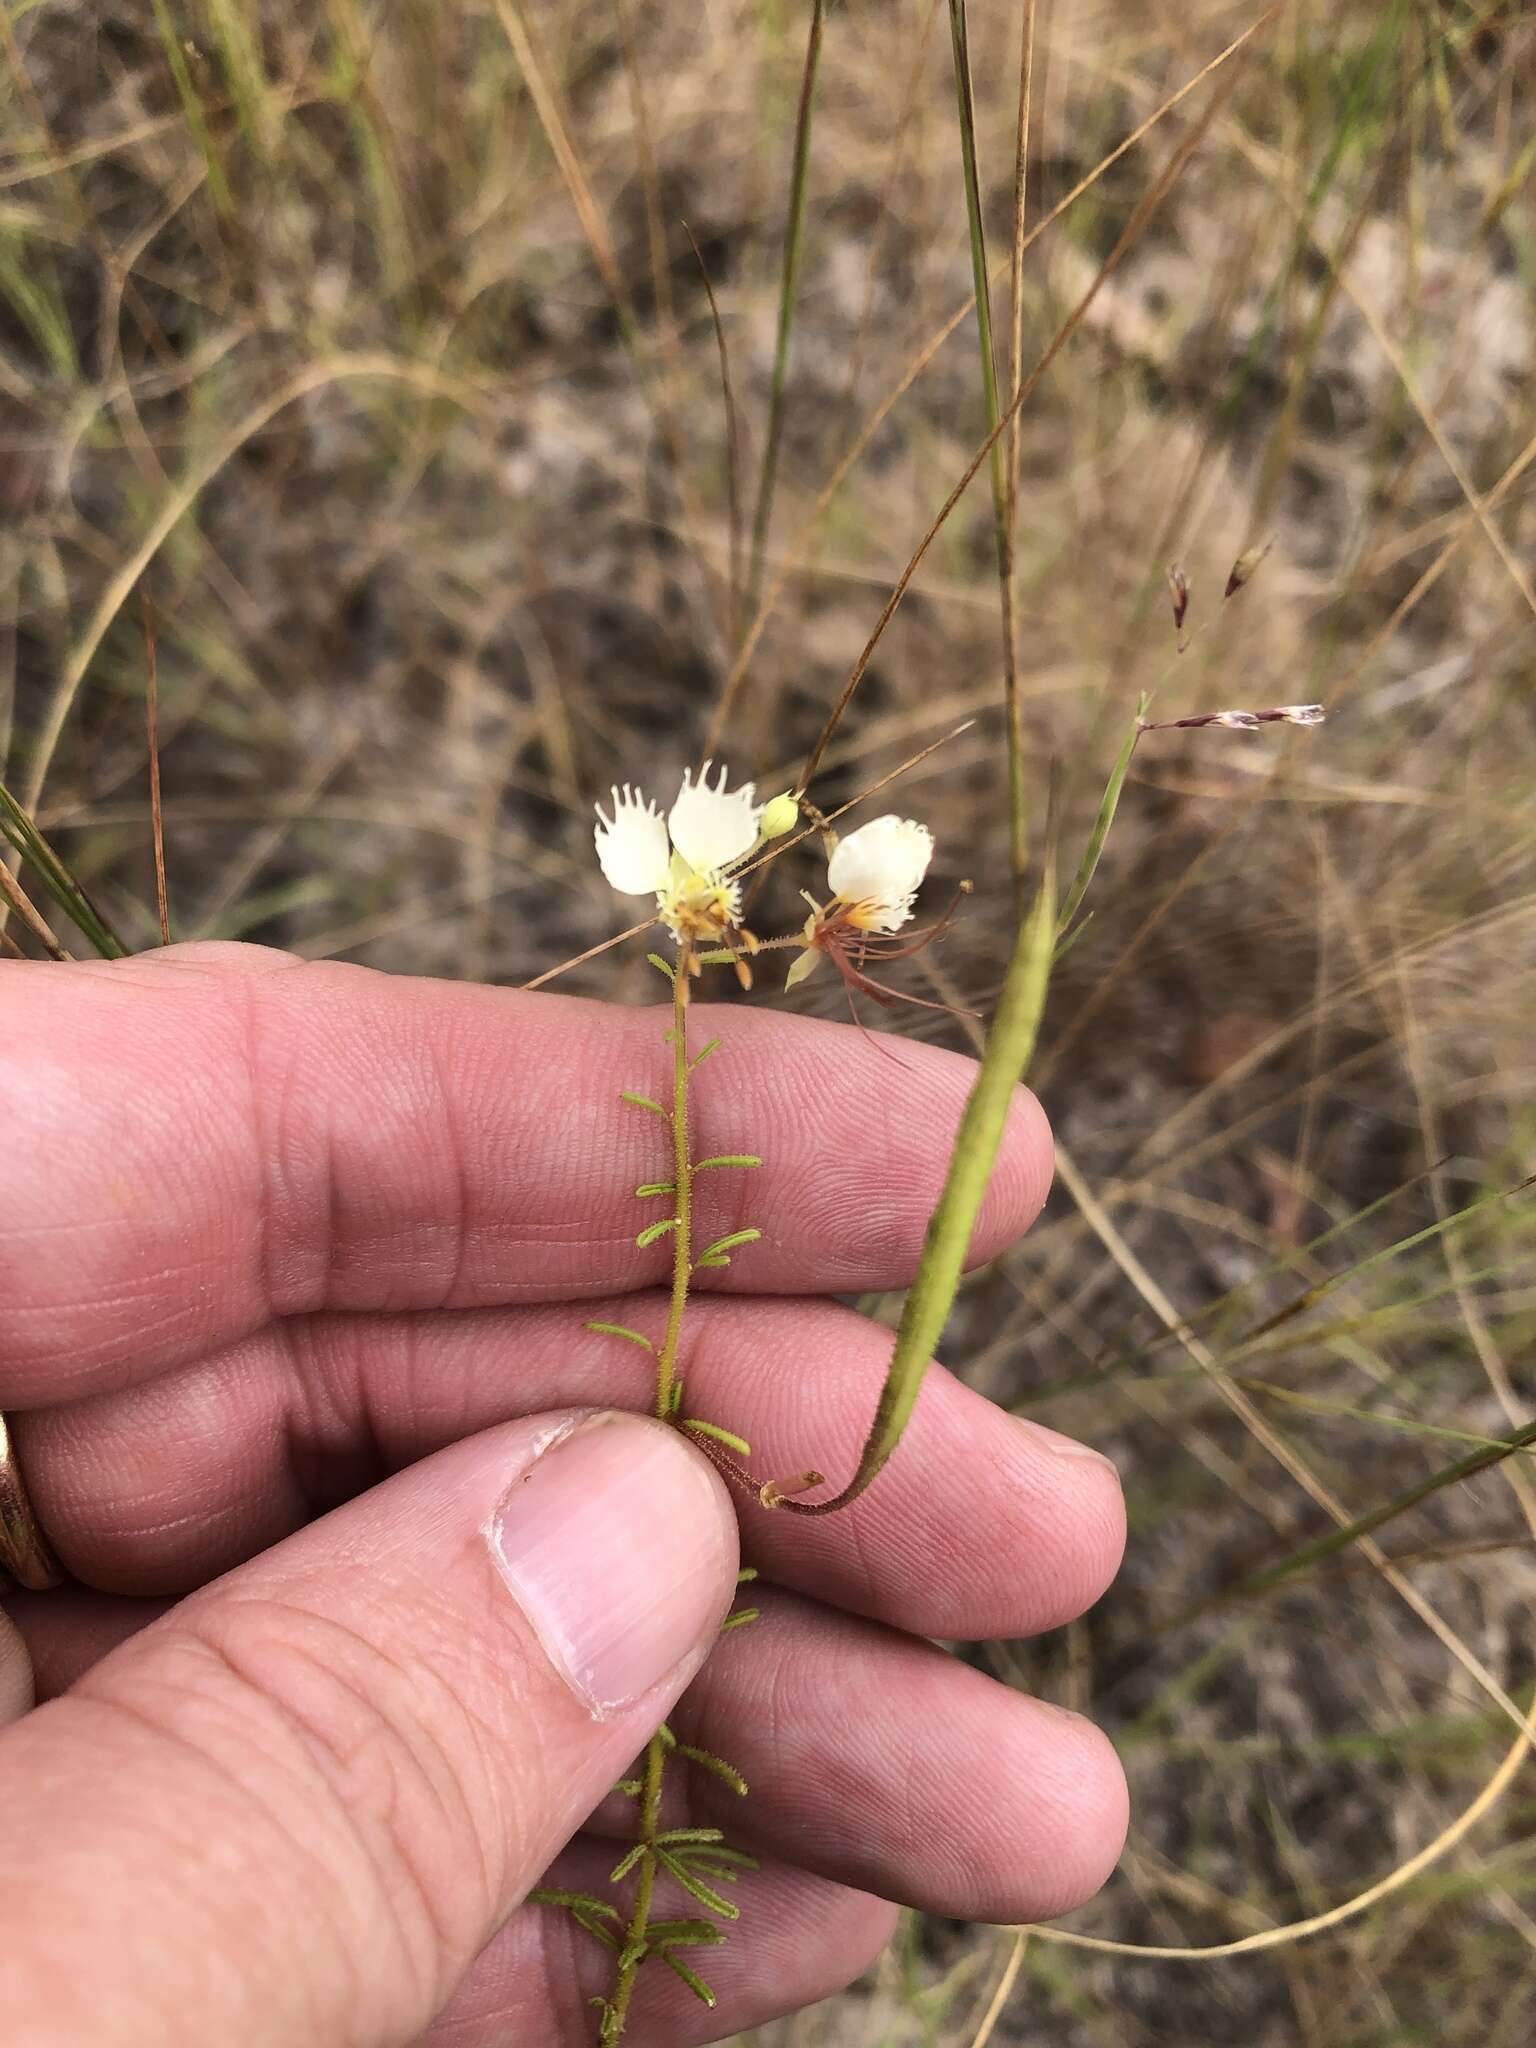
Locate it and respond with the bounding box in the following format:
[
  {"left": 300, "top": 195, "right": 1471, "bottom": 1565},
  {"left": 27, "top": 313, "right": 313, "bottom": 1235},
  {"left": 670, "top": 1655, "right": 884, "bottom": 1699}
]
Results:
[{"left": 594, "top": 763, "right": 938, "bottom": 992}]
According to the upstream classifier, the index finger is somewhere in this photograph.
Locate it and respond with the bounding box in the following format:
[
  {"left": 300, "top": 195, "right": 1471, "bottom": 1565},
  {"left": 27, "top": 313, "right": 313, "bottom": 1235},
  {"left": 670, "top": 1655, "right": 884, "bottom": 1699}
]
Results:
[{"left": 0, "top": 943, "right": 1051, "bottom": 1405}]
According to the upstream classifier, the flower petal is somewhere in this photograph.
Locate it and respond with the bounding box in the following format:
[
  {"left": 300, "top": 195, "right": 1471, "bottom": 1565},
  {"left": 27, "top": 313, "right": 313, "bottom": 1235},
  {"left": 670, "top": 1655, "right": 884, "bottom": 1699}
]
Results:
[
  {"left": 668, "top": 760, "right": 760, "bottom": 876},
  {"left": 827, "top": 815, "right": 934, "bottom": 933},
  {"left": 594, "top": 785, "right": 672, "bottom": 895}
]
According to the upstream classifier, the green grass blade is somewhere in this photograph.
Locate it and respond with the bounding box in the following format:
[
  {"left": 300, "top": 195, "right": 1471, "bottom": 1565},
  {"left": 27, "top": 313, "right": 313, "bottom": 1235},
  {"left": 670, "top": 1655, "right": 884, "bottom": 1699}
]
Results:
[
  {"left": 1056, "top": 696, "right": 1148, "bottom": 942},
  {"left": 0, "top": 778, "right": 127, "bottom": 958},
  {"left": 1217, "top": 1418, "right": 1536, "bottom": 1613}
]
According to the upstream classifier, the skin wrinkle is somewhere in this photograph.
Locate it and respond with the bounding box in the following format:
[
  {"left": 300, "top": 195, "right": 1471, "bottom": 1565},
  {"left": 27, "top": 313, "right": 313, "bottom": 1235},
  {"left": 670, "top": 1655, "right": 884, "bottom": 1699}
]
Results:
[
  {"left": 57, "top": 1670, "right": 362, "bottom": 2041},
  {"left": 279, "top": 1315, "right": 392, "bottom": 1516},
  {"left": 235, "top": 965, "right": 277, "bottom": 1363},
  {"left": 168, "top": 1600, "right": 497, "bottom": 2023},
  {"left": 0, "top": 953, "right": 1052, "bottom": 1402},
  {"left": 20, "top": 1290, "right": 1124, "bottom": 1639},
  {"left": 424, "top": 1023, "right": 476, "bottom": 1315}
]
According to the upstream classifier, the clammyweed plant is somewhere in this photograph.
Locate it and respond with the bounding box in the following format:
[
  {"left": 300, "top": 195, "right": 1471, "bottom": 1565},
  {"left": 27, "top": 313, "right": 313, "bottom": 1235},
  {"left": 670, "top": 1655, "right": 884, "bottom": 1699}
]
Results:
[
  {"left": 524, "top": 685, "right": 1329, "bottom": 2042},
  {"left": 518, "top": 734, "right": 1083, "bottom": 2038},
  {"left": 529, "top": 761, "right": 977, "bottom": 2040}
]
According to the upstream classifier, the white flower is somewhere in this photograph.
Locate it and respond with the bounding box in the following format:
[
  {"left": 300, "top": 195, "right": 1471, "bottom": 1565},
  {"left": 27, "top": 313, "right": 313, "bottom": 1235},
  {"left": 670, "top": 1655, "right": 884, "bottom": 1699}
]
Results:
[
  {"left": 594, "top": 760, "right": 761, "bottom": 944},
  {"left": 594, "top": 786, "right": 671, "bottom": 895},
  {"left": 666, "top": 760, "right": 760, "bottom": 876},
  {"left": 826, "top": 815, "right": 934, "bottom": 933}
]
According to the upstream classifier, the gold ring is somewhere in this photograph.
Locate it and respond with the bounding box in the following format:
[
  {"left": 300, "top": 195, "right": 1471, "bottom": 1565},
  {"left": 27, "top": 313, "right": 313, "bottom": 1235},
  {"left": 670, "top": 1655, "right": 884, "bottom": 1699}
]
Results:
[{"left": 0, "top": 1410, "right": 65, "bottom": 1592}]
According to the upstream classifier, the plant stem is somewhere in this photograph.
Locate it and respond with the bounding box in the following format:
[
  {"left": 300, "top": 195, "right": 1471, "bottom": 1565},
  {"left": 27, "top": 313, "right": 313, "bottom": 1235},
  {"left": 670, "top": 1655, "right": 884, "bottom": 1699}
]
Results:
[
  {"left": 766, "top": 852, "right": 1057, "bottom": 1516},
  {"left": 654, "top": 974, "right": 692, "bottom": 1419},
  {"left": 603, "top": 1731, "right": 667, "bottom": 2042},
  {"left": 609, "top": 976, "right": 691, "bottom": 2033}
]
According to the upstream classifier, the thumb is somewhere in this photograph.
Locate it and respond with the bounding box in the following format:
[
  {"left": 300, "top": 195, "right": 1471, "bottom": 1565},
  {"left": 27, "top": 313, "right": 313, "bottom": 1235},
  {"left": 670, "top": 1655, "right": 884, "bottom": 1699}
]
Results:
[{"left": 0, "top": 1410, "right": 738, "bottom": 2046}]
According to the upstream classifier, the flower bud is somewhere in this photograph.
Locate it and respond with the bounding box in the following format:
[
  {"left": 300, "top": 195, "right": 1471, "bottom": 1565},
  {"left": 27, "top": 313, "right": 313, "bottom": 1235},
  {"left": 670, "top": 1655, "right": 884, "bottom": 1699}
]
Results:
[{"left": 757, "top": 790, "right": 800, "bottom": 840}]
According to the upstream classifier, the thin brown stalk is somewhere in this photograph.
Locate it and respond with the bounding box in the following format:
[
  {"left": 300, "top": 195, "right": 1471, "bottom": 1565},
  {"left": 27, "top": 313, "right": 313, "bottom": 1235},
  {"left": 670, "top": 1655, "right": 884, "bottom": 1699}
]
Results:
[
  {"left": 518, "top": 918, "right": 654, "bottom": 993},
  {"left": 1001, "top": 1, "right": 1038, "bottom": 866},
  {"left": 684, "top": 221, "right": 745, "bottom": 651},
  {"left": 0, "top": 861, "right": 68, "bottom": 961},
  {"left": 797, "top": 56, "right": 1247, "bottom": 796},
  {"left": 1005, "top": 0, "right": 1038, "bottom": 527},
  {"left": 745, "top": 0, "right": 826, "bottom": 623},
  {"left": 947, "top": 0, "right": 1027, "bottom": 894},
  {"left": 702, "top": 4, "right": 1276, "bottom": 759}
]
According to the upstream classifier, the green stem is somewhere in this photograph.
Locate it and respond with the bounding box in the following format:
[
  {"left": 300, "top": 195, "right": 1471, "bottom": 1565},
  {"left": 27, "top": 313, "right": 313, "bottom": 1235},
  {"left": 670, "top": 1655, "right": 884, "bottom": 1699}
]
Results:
[
  {"left": 768, "top": 854, "right": 1057, "bottom": 1516},
  {"left": 653, "top": 976, "right": 692, "bottom": 1419},
  {"left": 603, "top": 1731, "right": 667, "bottom": 2042}
]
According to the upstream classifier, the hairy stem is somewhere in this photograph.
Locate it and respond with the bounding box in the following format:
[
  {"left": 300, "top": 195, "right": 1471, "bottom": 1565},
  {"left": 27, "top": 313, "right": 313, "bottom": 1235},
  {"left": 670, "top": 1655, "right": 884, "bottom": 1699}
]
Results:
[
  {"left": 654, "top": 974, "right": 692, "bottom": 1419},
  {"left": 606, "top": 977, "right": 696, "bottom": 2039},
  {"left": 603, "top": 1732, "right": 667, "bottom": 2041}
]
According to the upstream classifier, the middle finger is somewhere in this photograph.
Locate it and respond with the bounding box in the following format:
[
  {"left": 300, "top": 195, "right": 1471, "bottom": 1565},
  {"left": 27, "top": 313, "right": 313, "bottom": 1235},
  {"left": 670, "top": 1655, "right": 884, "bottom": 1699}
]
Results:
[{"left": 19, "top": 1294, "right": 1125, "bottom": 1639}]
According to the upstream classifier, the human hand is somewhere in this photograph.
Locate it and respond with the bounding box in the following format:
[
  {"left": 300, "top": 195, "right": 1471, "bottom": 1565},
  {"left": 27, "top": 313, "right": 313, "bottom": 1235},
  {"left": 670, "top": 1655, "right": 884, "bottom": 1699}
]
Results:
[{"left": 0, "top": 943, "right": 1127, "bottom": 2045}]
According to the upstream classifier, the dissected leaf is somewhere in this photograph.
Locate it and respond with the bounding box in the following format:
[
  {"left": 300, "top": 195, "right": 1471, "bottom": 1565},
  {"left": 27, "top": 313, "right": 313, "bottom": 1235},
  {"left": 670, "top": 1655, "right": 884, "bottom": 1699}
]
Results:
[{"left": 584, "top": 1322, "right": 655, "bottom": 1354}]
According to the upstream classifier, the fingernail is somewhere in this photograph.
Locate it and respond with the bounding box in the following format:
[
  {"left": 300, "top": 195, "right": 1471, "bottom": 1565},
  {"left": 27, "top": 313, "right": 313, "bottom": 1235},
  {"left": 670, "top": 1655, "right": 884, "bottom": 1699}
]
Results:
[
  {"left": 1012, "top": 1413, "right": 1119, "bottom": 1473},
  {"left": 487, "top": 1413, "right": 735, "bottom": 1716}
]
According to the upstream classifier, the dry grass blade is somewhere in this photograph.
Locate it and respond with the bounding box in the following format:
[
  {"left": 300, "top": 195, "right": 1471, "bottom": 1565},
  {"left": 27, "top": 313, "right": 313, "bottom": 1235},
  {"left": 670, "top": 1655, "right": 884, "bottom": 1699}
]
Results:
[
  {"left": 518, "top": 919, "right": 656, "bottom": 994},
  {"left": 141, "top": 592, "right": 171, "bottom": 945},
  {"left": 683, "top": 220, "right": 745, "bottom": 650},
  {"left": 969, "top": 1929, "right": 1029, "bottom": 2046},
  {"left": 797, "top": 44, "right": 1252, "bottom": 795},
  {"left": 945, "top": 0, "right": 1026, "bottom": 893},
  {"left": 744, "top": 0, "right": 825, "bottom": 623},
  {"left": 0, "top": 858, "right": 68, "bottom": 961},
  {"left": 1004, "top": 0, "right": 1037, "bottom": 524},
  {"left": 702, "top": 4, "right": 1276, "bottom": 757},
  {"left": 1022, "top": 1702, "right": 1534, "bottom": 1962},
  {"left": 494, "top": 0, "right": 628, "bottom": 314},
  {"left": 28, "top": 355, "right": 488, "bottom": 814}
]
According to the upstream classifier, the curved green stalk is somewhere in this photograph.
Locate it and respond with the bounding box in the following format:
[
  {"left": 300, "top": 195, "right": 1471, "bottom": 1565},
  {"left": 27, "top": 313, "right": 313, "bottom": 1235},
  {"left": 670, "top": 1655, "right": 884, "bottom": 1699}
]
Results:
[{"left": 767, "top": 856, "right": 1056, "bottom": 1515}]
